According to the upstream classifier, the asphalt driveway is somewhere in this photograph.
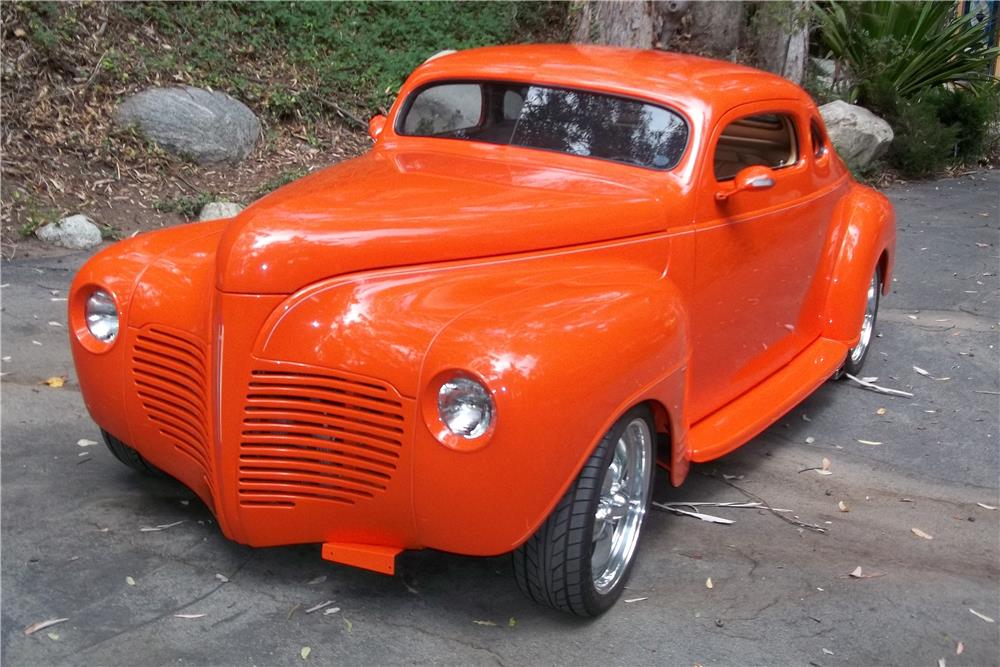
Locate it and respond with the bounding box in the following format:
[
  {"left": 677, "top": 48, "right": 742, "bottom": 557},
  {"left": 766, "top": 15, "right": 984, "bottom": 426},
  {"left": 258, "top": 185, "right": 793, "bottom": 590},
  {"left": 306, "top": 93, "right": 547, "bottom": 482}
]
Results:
[{"left": 2, "top": 171, "right": 998, "bottom": 666}]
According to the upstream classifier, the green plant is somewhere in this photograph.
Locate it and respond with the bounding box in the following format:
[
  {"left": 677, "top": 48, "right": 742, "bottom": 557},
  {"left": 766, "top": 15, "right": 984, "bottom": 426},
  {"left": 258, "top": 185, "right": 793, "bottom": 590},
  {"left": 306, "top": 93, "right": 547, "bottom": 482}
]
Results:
[
  {"left": 885, "top": 96, "right": 961, "bottom": 178},
  {"left": 152, "top": 192, "right": 217, "bottom": 219},
  {"left": 816, "top": 1, "right": 1000, "bottom": 108},
  {"left": 930, "top": 84, "right": 1000, "bottom": 162},
  {"left": 255, "top": 168, "right": 308, "bottom": 198}
]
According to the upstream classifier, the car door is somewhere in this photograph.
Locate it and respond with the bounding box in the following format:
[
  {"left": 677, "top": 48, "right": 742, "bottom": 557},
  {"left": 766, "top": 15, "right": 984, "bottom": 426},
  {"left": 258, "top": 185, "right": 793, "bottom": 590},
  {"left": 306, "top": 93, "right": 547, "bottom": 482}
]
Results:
[{"left": 687, "top": 101, "right": 829, "bottom": 423}]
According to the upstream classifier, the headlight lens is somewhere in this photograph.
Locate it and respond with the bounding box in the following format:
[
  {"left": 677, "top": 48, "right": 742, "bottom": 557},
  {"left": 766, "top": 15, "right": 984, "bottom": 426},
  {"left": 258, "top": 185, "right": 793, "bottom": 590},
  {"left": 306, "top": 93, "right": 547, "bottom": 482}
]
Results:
[
  {"left": 85, "top": 290, "right": 119, "bottom": 342},
  {"left": 437, "top": 377, "right": 494, "bottom": 439}
]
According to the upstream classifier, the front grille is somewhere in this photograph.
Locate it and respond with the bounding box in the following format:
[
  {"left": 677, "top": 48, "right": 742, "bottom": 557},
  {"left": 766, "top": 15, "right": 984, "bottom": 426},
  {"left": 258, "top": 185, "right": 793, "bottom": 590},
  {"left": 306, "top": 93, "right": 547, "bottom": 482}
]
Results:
[
  {"left": 131, "top": 325, "right": 213, "bottom": 493},
  {"left": 238, "top": 363, "right": 406, "bottom": 508}
]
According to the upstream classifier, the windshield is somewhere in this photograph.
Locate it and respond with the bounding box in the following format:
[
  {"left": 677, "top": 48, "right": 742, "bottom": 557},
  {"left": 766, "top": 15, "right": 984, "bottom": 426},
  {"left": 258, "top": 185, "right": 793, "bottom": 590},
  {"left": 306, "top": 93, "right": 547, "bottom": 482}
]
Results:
[{"left": 398, "top": 81, "right": 688, "bottom": 170}]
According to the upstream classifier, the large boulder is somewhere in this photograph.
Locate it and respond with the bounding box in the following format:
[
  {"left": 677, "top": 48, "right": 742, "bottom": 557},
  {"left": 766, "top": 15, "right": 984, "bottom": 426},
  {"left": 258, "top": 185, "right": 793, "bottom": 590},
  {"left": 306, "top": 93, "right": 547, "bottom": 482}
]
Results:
[
  {"left": 35, "top": 214, "right": 102, "bottom": 249},
  {"left": 198, "top": 201, "right": 244, "bottom": 221},
  {"left": 819, "top": 100, "right": 894, "bottom": 169},
  {"left": 116, "top": 86, "right": 260, "bottom": 165}
]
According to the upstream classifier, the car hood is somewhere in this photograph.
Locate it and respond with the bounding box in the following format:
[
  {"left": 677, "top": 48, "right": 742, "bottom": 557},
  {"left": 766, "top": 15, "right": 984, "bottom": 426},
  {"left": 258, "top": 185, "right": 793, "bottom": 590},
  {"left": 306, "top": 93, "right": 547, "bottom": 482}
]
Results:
[{"left": 216, "top": 144, "right": 671, "bottom": 293}]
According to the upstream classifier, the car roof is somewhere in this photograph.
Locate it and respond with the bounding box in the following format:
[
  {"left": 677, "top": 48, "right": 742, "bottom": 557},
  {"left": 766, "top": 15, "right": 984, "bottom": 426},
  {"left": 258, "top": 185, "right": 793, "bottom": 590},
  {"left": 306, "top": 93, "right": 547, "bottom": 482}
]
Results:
[{"left": 406, "top": 44, "right": 810, "bottom": 117}]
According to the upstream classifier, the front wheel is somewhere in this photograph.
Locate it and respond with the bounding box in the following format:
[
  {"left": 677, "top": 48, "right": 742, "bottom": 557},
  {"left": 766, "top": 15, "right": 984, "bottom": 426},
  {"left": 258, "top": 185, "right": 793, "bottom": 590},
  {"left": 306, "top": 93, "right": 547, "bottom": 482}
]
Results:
[
  {"left": 513, "top": 405, "right": 655, "bottom": 616},
  {"left": 102, "top": 430, "right": 164, "bottom": 477},
  {"left": 838, "top": 266, "right": 882, "bottom": 378}
]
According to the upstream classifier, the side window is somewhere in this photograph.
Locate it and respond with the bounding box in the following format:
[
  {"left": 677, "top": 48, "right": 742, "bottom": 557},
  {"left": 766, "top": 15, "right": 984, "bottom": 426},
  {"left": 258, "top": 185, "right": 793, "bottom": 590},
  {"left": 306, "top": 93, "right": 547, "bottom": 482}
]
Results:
[
  {"left": 714, "top": 113, "right": 799, "bottom": 181},
  {"left": 402, "top": 84, "right": 483, "bottom": 136},
  {"left": 810, "top": 119, "right": 828, "bottom": 158}
]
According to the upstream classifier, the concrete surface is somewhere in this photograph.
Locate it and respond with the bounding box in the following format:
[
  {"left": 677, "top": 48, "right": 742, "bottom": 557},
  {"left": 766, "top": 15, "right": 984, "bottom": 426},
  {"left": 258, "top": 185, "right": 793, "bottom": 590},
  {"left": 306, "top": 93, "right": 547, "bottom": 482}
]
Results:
[{"left": 2, "top": 172, "right": 998, "bottom": 666}]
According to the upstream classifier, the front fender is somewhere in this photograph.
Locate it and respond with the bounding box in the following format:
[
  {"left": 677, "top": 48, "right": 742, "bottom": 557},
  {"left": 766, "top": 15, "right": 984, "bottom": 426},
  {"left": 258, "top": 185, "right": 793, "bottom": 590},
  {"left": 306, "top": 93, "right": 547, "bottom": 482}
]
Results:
[
  {"left": 821, "top": 184, "right": 896, "bottom": 345},
  {"left": 413, "top": 268, "right": 689, "bottom": 555}
]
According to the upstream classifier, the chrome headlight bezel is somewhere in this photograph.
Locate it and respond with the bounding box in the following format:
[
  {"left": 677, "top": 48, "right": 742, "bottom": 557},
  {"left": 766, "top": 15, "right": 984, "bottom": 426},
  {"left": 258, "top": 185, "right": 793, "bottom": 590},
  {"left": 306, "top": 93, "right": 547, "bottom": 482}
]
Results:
[
  {"left": 437, "top": 376, "right": 495, "bottom": 440},
  {"left": 84, "top": 289, "right": 119, "bottom": 343}
]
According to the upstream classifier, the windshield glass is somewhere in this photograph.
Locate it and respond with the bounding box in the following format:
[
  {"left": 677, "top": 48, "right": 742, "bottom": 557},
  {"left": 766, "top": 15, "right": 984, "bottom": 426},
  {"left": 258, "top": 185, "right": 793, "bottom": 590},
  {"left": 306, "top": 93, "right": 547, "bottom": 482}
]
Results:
[{"left": 398, "top": 81, "right": 688, "bottom": 170}]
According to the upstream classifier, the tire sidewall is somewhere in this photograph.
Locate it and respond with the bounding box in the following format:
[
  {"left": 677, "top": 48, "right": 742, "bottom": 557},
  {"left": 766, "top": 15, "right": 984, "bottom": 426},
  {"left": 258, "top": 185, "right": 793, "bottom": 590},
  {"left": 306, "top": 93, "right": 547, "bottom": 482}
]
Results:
[
  {"left": 843, "top": 265, "right": 882, "bottom": 377},
  {"left": 579, "top": 405, "right": 655, "bottom": 615}
]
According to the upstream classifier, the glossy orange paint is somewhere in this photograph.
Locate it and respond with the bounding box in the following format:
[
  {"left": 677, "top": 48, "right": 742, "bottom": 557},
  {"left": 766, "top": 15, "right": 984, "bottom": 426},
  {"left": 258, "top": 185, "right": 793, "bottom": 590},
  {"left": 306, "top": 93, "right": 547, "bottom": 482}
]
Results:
[{"left": 69, "top": 45, "right": 895, "bottom": 571}]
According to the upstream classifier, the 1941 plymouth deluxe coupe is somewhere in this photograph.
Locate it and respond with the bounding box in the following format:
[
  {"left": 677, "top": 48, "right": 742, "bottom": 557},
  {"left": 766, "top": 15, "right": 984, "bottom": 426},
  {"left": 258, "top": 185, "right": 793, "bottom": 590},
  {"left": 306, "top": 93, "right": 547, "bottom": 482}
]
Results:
[{"left": 70, "top": 45, "right": 894, "bottom": 616}]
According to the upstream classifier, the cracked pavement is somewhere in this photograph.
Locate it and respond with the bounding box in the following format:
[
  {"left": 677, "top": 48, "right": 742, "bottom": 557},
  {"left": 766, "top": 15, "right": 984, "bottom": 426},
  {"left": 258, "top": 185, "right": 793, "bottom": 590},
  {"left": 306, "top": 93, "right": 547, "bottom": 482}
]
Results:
[{"left": 2, "top": 171, "right": 998, "bottom": 666}]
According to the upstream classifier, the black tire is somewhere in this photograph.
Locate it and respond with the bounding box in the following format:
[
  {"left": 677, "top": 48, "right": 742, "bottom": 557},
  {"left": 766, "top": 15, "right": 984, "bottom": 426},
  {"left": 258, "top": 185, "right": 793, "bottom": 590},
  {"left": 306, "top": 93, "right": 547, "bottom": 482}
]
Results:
[
  {"left": 837, "top": 265, "right": 882, "bottom": 379},
  {"left": 102, "top": 430, "right": 164, "bottom": 477},
  {"left": 513, "top": 405, "right": 655, "bottom": 616}
]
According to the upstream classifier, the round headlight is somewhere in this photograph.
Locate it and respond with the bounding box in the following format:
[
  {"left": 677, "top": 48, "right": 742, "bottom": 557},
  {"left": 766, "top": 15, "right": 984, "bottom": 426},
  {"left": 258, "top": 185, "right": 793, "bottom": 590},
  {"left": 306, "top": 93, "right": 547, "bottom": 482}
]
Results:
[
  {"left": 85, "top": 290, "right": 119, "bottom": 342},
  {"left": 437, "top": 377, "right": 494, "bottom": 439}
]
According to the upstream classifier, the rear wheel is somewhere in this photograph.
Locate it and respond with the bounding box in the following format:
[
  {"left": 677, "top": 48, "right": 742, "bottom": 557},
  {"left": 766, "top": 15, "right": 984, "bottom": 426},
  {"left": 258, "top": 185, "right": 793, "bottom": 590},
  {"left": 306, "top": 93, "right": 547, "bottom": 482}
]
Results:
[
  {"left": 513, "top": 405, "right": 655, "bottom": 616},
  {"left": 838, "top": 266, "right": 882, "bottom": 378},
  {"left": 102, "top": 430, "right": 164, "bottom": 477}
]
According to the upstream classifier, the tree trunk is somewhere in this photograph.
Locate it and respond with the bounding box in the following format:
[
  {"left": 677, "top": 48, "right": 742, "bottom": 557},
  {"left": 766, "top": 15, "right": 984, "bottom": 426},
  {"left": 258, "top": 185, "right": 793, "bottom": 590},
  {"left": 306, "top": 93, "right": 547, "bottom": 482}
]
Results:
[
  {"left": 570, "top": 0, "right": 809, "bottom": 85},
  {"left": 571, "top": 0, "right": 656, "bottom": 49}
]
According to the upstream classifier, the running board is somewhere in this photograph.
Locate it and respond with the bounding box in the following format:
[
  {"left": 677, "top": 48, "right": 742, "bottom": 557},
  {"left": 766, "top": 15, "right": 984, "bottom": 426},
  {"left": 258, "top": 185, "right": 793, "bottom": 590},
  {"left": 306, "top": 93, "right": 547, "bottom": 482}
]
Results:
[{"left": 688, "top": 337, "right": 847, "bottom": 463}]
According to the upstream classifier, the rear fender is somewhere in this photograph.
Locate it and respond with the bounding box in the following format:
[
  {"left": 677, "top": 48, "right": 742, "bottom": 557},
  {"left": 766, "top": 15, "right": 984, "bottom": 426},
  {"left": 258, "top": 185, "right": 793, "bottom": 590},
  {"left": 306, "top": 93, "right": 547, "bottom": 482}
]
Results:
[
  {"left": 412, "top": 268, "right": 690, "bottom": 555},
  {"left": 820, "top": 185, "right": 896, "bottom": 345}
]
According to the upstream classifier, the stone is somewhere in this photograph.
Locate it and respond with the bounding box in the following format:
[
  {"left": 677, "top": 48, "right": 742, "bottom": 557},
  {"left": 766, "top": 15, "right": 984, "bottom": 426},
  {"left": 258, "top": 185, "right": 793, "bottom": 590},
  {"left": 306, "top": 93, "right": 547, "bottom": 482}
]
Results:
[
  {"left": 198, "top": 201, "right": 244, "bottom": 221},
  {"left": 819, "top": 100, "right": 894, "bottom": 169},
  {"left": 115, "top": 86, "right": 260, "bottom": 165},
  {"left": 35, "top": 214, "right": 102, "bottom": 249}
]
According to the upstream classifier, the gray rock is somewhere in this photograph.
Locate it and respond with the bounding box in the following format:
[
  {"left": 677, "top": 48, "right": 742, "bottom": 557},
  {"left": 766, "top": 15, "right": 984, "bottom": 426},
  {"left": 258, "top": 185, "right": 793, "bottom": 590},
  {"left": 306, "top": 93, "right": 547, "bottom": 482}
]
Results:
[
  {"left": 116, "top": 86, "right": 260, "bottom": 165},
  {"left": 198, "top": 201, "right": 244, "bottom": 221},
  {"left": 35, "top": 214, "right": 102, "bottom": 249},
  {"left": 820, "top": 100, "right": 894, "bottom": 169}
]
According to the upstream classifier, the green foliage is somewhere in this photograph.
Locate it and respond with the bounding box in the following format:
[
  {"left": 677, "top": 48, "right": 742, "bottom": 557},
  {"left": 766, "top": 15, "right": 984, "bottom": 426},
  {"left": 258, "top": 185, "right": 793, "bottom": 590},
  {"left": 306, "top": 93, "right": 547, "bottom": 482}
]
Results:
[
  {"left": 152, "top": 193, "right": 218, "bottom": 219},
  {"left": 815, "top": 1, "right": 1000, "bottom": 176},
  {"left": 886, "top": 98, "right": 961, "bottom": 178},
  {"left": 112, "top": 1, "right": 565, "bottom": 119},
  {"left": 255, "top": 168, "right": 309, "bottom": 198},
  {"left": 816, "top": 1, "right": 1000, "bottom": 108}
]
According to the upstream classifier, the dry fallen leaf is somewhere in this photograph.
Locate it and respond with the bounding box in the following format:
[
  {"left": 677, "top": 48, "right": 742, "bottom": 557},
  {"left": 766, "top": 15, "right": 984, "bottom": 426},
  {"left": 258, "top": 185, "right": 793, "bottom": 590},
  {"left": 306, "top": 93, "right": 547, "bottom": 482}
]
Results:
[
  {"left": 624, "top": 597, "right": 648, "bottom": 603},
  {"left": 305, "top": 601, "right": 333, "bottom": 614},
  {"left": 46, "top": 632, "right": 60, "bottom": 641},
  {"left": 23, "top": 618, "right": 69, "bottom": 636},
  {"left": 956, "top": 641, "right": 964, "bottom": 655},
  {"left": 850, "top": 566, "right": 864, "bottom": 578},
  {"left": 876, "top": 407, "right": 887, "bottom": 416},
  {"left": 822, "top": 648, "right": 834, "bottom": 655},
  {"left": 821, "top": 457, "right": 831, "bottom": 470},
  {"left": 938, "top": 658, "right": 946, "bottom": 667},
  {"left": 976, "top": 502, "right": 997, "bottom": 510},
  {"left": 508, "top": 617, "right": 517, "bottom": 627},
  {"left": 300, "top": 646, "right": 311, "bottom": 660},
  {"left": 969, "top": 608, "right": 995, "bottom": 623},
  {"left": 705, "top": 578, "right": 714, "bottom": 589},
  {"left": 307, "top": 575, "right": 327, "bottom": 585},
  {"left": 857, "top": 439, "right": 883, "bottom": 446},
  {"left": 174, "top": 613, "right": 206, "bottom": 619},
  {"left": 838, "top": 501, "right": 850, "bottom": 512},
  {"left": 913, "top": 365, "right": 930, "bottom": 377},
  {"left": 911, "top": 527, "right": 933, "bottom": 540},
  {"left": 126, "top": 576, "right": 136, "bottom": 586},
  {"left": 322, "top": 607, "right": 341, "bottom": 616},
  {"left": 215, "top": 573, "right": 229, "bottom": 583},
  {"left": 805, "top": 436, "right": 815, "bottom": 444},
  {"left": 473, "top": 620, "right": 497, "bottom": 626},
  {"left": 43, "top": 376, "right": 66, "bottom": 388}
]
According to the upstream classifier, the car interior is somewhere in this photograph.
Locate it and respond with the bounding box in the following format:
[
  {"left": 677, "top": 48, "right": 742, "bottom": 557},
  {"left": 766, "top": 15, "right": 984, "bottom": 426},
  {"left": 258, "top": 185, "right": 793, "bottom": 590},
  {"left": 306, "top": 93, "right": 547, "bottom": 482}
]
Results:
[{"left": 714, "top": 114, "right": 798, "bottom": 180}]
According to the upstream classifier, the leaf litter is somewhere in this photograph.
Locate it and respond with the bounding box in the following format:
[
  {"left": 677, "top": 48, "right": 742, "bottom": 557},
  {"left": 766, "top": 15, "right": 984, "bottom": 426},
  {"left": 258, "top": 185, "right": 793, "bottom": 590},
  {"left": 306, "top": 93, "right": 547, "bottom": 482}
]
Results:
[
  {"left": 24, "top": 618, "right": 69, "bottom": 636},
  {"left": 911, "top": 527, "right": 934, "bottom": 540},
  {"left": 140, "top": 520, "right": 185, "bottom": 532},
  {"left": 969, "top": 608, "right": 995, "bottom": 623},
  {"left": 305, "top": 600, "right": 334, "bottom": 614},
  {"left": 844, "top": 373, "right": 914, "bottom": 398}
]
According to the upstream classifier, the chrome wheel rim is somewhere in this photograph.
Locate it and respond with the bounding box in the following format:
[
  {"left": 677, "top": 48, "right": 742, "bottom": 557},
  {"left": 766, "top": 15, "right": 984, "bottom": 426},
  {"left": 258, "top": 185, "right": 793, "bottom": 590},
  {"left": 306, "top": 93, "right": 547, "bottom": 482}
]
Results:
[
  {"left": 850, "top": 272, "right": 879, "bottom": 365},
  {"left": 591, "top": 417, "right": 652, "bottom": 595}
]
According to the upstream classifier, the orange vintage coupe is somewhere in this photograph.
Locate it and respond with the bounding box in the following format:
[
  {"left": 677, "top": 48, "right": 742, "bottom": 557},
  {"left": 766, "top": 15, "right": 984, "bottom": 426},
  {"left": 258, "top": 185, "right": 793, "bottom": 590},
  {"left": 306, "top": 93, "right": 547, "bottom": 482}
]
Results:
[{"left": 70, "top": 45, "right": 894, "bottom": 615}]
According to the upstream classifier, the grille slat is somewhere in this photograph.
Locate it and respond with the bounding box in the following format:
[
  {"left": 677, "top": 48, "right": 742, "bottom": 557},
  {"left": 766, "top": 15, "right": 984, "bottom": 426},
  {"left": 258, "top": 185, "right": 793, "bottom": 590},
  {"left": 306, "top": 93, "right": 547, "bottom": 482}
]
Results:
[
  {"left": 130, "top": 326, "right": 213, "bottom": 496},
  {"left": 239, "top": 363, "right": 406, "bottom": 509}
]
